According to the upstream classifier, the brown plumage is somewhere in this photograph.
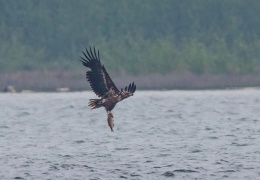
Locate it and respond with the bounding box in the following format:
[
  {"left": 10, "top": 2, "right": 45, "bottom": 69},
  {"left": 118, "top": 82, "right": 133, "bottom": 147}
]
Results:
[{"left": 80, "top": 47, "right": 136, "bottom": 132}]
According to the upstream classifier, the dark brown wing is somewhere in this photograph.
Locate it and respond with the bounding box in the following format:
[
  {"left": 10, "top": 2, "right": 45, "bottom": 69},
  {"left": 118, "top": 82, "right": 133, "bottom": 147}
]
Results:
[
  {"left": 102, "top": 65, "right": 120, "bottom": 96},
  {"left": 121, "top": 82, "right": 137, "bottom": 93},
  {"left": 80, "top": 47, "right": 120, "bottom": 98}
]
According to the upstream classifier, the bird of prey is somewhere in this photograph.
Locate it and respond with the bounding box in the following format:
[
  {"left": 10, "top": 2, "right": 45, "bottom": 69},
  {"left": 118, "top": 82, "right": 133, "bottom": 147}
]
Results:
[{"left": 80, "top": 47, "right": 136, "bottom": 132}]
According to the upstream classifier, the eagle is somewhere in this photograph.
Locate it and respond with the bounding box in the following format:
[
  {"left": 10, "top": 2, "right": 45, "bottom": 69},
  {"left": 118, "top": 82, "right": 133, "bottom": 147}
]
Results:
[{"left": 80, "top": 47, "right": 136, "bottom": 132}]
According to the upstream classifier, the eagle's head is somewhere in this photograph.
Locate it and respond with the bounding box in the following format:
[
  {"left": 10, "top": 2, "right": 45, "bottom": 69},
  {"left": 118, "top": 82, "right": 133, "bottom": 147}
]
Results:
[
  {"left": 120, "top": 82, "right": 136, "bottom": 100},
  {"left": 121, "top": 92, "right": 134, "bottom": 100}
]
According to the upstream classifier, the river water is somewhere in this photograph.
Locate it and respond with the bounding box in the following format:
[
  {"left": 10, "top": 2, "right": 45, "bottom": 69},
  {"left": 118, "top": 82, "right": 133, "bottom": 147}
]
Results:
[{"left": 0, "top": 90, "right": 259, "bottom": 179}]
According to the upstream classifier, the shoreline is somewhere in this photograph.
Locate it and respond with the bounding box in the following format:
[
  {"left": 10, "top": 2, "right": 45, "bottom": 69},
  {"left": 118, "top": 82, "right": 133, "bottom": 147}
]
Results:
[{"left": 1, "top": 71, "right": 260, "bottom": 92}]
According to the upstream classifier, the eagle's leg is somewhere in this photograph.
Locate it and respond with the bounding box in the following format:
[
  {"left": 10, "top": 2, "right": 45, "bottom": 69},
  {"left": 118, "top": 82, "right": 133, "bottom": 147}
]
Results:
[{"left": 107, "top": 111, "right": 114, "bottom": 132}]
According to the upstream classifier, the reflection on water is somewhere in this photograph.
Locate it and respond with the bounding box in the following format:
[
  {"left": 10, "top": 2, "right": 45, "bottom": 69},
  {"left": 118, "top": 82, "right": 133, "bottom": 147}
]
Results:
[{"left": 0, "top": 90, "right": 260, "bottom": 179}]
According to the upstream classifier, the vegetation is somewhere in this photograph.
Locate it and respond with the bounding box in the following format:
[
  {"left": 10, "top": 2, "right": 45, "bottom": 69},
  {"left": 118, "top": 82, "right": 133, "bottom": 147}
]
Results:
[{"left": 0, "top": 0, "right": 260, "bottom": 75}]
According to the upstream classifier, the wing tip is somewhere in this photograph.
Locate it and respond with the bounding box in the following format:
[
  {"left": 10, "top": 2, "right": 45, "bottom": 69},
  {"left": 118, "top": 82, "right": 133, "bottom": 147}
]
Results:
[
  {"left": 80, "top": 46, "right": 101, "bottom": 68},
  {"left": 122, "top": 82, "right": 136, "bottom": 93}
]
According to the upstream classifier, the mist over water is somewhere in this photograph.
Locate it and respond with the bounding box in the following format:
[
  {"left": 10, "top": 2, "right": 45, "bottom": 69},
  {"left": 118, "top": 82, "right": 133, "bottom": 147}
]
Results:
[{"left": 0, "top": 90, "right": 260, "bottom": 179}]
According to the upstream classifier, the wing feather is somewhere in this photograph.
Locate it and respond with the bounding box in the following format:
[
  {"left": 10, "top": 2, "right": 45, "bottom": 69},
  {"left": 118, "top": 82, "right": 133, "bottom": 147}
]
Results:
[
  {"left": 122, "top": 82, "right": 136, "bottom": 93},
  {"left": 80, "top": 47, "right": 119, "bottom": 98},
  {"left": 102, "top": 65, "right": 120, "bottom": 95}
]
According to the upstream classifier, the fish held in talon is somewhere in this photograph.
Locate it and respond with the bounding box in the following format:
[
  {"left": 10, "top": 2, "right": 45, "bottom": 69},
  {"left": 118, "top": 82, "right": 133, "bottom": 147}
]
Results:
[
  {"left": 107, "top": 112, "right": 114, "bottom": 132},
  {"left": 80, "top": 46, "right": 137, "bottom": 132}
]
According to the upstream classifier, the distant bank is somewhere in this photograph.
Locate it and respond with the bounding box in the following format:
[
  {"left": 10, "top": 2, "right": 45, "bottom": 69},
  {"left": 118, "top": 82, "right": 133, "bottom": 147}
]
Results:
[{"left": 1, "top": 71, "right": 260, "bottom": 92}]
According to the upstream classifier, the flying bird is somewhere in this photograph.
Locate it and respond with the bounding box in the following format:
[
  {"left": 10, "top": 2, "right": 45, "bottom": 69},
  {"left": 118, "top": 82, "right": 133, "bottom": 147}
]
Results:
[{"left": 80, "top": 47, "right": 136, "bottom": 132}]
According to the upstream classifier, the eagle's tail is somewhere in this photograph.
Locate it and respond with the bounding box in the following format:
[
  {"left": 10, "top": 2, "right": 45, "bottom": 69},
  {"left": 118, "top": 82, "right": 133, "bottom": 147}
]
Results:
[{"left": 88, "top": 99, "right": 103, "bottom": 109}]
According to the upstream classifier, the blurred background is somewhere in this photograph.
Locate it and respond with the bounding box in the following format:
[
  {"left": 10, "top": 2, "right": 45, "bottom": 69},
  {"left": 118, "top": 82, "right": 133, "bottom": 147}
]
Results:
[{"left": 0, "top": 0, "right": 260, "bottom": 91}]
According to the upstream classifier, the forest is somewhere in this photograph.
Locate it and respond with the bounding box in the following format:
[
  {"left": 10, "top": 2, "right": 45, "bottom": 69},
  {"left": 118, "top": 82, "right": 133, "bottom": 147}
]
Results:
[{"left": 0, "top": 0, "right": 260, "bottom": 90}]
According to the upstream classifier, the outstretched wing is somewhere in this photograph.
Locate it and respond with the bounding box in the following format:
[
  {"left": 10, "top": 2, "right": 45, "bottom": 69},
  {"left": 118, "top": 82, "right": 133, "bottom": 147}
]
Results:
[
  {"left": 80, "top": 47, "right": 120, "bottom": 98},
  {"left": 121, "top": 82, "right": 137, "bottom": 94}
]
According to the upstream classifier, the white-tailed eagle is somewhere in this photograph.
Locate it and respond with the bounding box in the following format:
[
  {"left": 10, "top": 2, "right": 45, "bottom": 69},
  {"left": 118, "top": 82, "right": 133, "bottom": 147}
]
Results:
[{"left": 80, "top": 47, "right": 136, "bottom": 132}]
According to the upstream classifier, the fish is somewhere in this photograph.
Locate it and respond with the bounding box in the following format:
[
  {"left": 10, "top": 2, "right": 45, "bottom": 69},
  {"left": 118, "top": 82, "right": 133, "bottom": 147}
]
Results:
[{"left": 107, "top": 112, "right": 114, "bottom": 132}]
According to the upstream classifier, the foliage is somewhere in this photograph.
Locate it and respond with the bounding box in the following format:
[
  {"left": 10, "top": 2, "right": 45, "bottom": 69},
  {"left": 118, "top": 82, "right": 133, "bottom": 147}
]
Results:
[{"left": 0, "top": 0, "right": 259, "bottom": 75}]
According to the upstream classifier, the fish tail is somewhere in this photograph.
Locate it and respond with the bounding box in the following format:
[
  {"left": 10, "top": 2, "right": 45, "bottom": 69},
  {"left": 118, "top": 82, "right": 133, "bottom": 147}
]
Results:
[{"left": 88, "top": 99, "right": 103, "bottom": 109}]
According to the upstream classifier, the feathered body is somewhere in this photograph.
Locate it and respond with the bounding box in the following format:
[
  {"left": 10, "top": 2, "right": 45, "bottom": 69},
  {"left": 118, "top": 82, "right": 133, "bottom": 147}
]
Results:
[{"left": 80, "top": 47, "right": 136, "bottom": 132}]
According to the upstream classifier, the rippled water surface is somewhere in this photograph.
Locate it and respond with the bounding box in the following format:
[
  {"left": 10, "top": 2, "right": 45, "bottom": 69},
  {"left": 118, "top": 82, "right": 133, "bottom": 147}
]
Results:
[{"left": 0, "top": 90, "right": 260, "bottom": 179}]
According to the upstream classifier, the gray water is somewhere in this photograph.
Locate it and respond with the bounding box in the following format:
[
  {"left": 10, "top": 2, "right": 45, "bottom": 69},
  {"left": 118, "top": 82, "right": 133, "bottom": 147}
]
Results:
[{"left": 0, "top": 90, "right": 260, "bottom": 180}]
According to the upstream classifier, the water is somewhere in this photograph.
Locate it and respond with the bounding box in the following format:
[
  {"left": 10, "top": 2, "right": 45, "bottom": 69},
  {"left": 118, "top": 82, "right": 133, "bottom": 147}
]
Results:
[{"left": 0, "top": 90, "right": 260, "bottom": 179}]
